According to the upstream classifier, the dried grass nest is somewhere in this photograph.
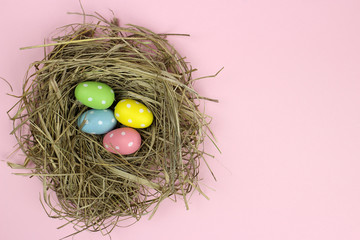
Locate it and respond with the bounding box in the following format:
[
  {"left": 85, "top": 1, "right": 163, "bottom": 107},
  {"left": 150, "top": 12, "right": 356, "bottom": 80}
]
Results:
[{"left": 8, "top": 13, "right": 220, "bottom": 236}]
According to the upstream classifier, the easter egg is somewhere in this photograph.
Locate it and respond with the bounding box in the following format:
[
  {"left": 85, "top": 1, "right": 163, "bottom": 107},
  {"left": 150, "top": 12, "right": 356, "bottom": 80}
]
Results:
[
  {"left": 75, "top": 81, "right": 115, "bottom": 109},
  {"left": 114, "top": 99, "right": 153, "bottom": 128},
  {"left": 103, "top": 128, "right": 141, "bottom": 155},
  {"left": 77, "top": 109, "right": 117, "bottom": 134}
]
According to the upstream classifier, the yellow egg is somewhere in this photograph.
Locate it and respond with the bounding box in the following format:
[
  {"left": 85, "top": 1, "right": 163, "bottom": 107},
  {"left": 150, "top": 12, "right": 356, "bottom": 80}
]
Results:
[{"left": 114, "top": 99, "right": 153, "bottom": 128}]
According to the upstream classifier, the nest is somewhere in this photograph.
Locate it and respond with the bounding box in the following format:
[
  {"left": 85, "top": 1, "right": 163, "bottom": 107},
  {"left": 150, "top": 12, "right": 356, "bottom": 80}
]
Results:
[{"left": 8, "top": 13, "right": 218, "bottom": 236}]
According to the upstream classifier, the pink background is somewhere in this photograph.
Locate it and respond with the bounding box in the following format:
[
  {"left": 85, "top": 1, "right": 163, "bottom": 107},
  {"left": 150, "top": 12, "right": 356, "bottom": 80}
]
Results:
[{"left": 1, "top": 0, "right": 360, "bottom": 239}]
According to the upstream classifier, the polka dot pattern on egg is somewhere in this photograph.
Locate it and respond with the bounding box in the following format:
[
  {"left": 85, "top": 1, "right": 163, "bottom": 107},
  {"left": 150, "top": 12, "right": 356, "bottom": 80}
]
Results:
[
  {"left": 75, "top": 81, "right": 115, "bottom": 109},
  {"left": 77, "top": 109, "right": 117, "bottom": 135},
  {"left": 114, "top": 99, "right": 154, "bottom": 128},
  {"left": 103, "top": 128, "right": 141, "bottom": 155}
]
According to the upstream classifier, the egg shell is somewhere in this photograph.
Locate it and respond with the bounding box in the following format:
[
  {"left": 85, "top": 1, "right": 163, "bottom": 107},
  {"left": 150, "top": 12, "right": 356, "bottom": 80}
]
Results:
[
  {"left": 77, "top": 109, "right": 117, "bottom": 134},
  {"left": 75, "top": 81, "right": 115, "bottom": 109},
  {"left": 114, "top": 99, "right": 153, "bottom": 128},
  {"left": 103, "top": 128, "right": 141, "bottom": 155}
]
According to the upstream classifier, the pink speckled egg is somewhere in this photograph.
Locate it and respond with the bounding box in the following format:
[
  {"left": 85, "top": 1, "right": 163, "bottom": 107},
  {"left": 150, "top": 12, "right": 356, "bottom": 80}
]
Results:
[{"left": 103, "top": 128, "right": 141, "bottom": 155}]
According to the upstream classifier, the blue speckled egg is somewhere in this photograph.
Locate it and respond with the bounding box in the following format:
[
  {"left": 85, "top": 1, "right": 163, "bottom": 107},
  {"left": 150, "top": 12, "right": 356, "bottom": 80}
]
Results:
[{"left": 77, "top": 109, "right": 117, "bottom": 134}]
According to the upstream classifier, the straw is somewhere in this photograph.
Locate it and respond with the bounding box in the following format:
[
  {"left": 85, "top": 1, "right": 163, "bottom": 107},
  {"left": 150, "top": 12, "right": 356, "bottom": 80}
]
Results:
[{"left": 8, "top": 12, "right": 219, "bottom": 237}]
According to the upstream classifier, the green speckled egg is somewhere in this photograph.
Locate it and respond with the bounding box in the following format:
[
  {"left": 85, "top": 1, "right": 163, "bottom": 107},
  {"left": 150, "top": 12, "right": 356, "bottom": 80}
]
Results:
[{"left": 75, "top": 81, "right": 115, "bottom": 109}]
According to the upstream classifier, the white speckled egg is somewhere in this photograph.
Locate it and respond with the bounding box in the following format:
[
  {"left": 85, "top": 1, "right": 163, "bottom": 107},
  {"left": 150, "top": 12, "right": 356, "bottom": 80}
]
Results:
[
  {"left": 75, "top": 81, "right": 115, "bottom": 109},
  {"left": 114, "top": 99, "right": 153, "bottom": 128},
  {"left": 77, "top": 109, "right": 117, "bottom": 134},
  {"left": 103, "top": 128, "right": 141, "bottom": 155}
]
